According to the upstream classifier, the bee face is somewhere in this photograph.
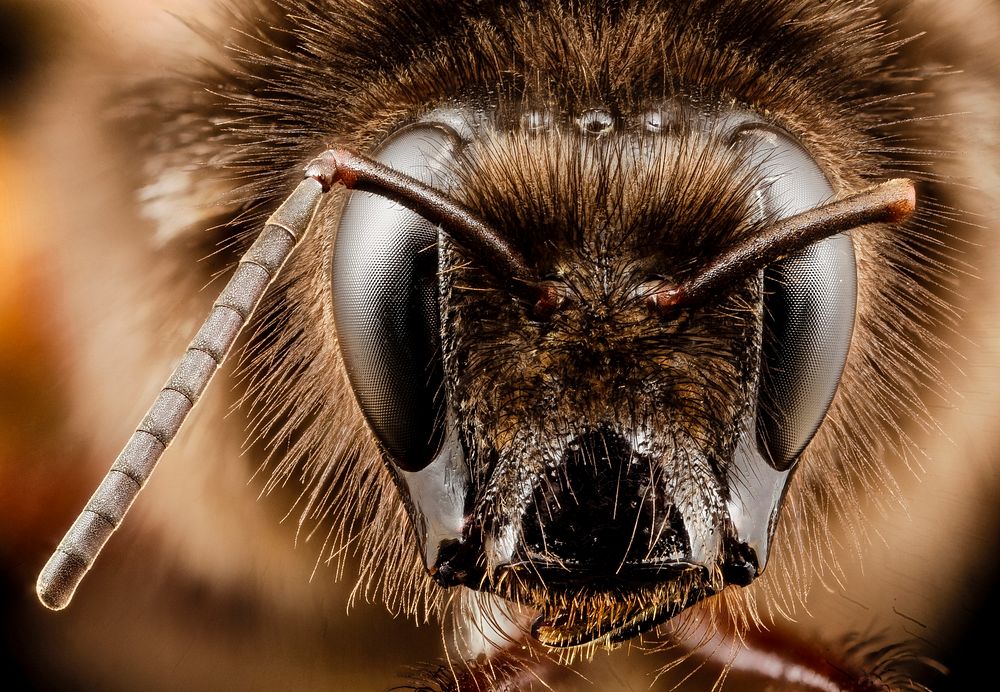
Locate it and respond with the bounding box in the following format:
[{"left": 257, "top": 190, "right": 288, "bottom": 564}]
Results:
[
  {"left": 443, "top": 122, "right": 763, "bottom": 646},
  {"left": 332, "top": 100, "right": 860, "bottom": 646}
]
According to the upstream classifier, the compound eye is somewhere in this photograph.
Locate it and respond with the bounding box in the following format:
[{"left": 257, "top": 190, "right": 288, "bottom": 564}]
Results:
[
  {"left": 740, "top": 126, "right": 857, "bottom": 471},
  {"left": 332, "top": 123, "right": 462, "bottom": 471}
]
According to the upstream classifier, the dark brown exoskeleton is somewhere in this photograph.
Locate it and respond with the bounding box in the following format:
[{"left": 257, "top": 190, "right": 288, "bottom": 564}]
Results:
[{"left": 34, "top": 0, "right": 978, "bottom": 689}]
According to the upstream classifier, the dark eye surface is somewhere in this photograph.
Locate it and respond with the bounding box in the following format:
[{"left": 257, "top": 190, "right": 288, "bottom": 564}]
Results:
[
  {"left": 332, "top": 123, "right": 461, "bottom": 471},
  {"left": 742, "top": 126, "right": 857, "bottom": 471}
]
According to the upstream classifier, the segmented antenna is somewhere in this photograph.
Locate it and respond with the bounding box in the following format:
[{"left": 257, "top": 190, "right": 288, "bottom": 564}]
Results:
[
  {"left": 36, "top": 147, "right": 534, "bottom": 610},
  {"left": 36, "top": 173, "right": 326, "bottom": 610}
]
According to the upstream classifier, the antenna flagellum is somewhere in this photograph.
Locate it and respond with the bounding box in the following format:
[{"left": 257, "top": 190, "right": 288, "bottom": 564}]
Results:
[{"left": 36, "top": 175, "right": 326, "bottom": 610}]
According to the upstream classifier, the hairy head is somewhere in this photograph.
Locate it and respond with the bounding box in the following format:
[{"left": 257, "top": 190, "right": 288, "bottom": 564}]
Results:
[{"left": 125, "top": 0, "right": 952, "bottom": 654}]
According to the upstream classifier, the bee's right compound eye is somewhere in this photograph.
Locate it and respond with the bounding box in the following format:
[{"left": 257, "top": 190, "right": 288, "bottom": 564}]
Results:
[{"left": 332, "top": 123, "right": 462, "bottom": 471}]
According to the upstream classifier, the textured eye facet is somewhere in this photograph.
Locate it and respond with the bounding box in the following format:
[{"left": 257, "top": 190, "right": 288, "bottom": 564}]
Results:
[
  {"left": 332, "top": 123, "right": 461, "bottom": 471},
  {"left": 741, "top": 126, "right": 858, "bottom": 471}
]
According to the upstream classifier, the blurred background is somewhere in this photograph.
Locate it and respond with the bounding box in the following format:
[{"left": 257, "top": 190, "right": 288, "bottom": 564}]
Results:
[
  {"left": 0, "top": 1, "right": 439, "bottom": 688},
  {"left": 1, "top": 1, "right": 998, "bottom": 690}
]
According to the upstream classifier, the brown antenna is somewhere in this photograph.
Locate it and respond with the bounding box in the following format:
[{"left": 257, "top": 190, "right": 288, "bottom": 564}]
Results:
[
  {"left": 649, "top": 178, "right": 916, "bottom": 314},
  {"left": 307, "top": 149, "right": 537, "bottom": 295}
]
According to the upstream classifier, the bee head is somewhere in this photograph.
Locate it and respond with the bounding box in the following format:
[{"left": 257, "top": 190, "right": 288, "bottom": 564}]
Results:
[{"left": 332, "top": 102, "right": 891, "bottom": 646}]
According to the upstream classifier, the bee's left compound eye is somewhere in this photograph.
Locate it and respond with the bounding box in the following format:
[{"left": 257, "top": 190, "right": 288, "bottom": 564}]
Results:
[
  {"left": 741, "top": 126, "right": 858, "bottom": 471},
  {"left": 332, "top": 123, "right": 462, "bottom": 471}
]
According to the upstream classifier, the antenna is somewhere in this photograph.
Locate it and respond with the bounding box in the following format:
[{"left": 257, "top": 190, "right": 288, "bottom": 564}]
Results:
[
  {"left": 36, "top": 147, "right": 533, "bottom": 610},
  {"left": 650, "top": 178, "right": 916, "bottom": 313},
  {"left": 36, "top": 173, "right": 326, "bottom": 610}
]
